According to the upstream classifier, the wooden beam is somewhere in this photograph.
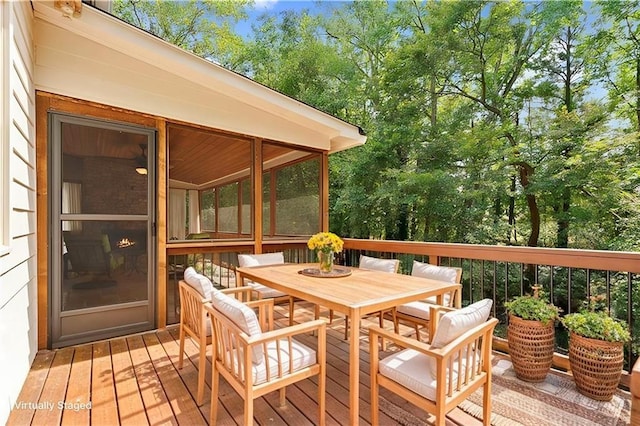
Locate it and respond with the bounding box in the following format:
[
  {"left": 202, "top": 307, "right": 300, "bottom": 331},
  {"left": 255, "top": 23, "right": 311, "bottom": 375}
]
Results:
[
  {"left": 322, "top": 151, "right": 329, "bottom": 231},
  {"left": 157, "top": 118, "right": 167, "bottom": 329},
  {"left": 253, "top": 139, "right": 263, "bottom": 253},
  {"left": 36, "top": 94, "right": 50, "bottom": 350}
]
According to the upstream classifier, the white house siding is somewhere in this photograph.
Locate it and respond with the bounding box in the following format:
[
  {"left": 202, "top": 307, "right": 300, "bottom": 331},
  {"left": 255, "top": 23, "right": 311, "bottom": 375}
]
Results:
[{"left": 0, "top": 1, "right": 37, "bottom": 424}]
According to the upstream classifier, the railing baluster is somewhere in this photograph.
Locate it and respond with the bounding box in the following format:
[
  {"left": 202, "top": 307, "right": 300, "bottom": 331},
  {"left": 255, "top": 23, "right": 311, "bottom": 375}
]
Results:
[
  {"left": 504, "top": 262, "right": 509, "bottom": 311},
  {"left": 492, "top": 261, "right": 497, "bottom": 318},
  {"left": 481, "top": 260, "right": 485, "bottom": 301},
  {"left": 586, "top": 269, "right": 591, "bottom": 309},
  {"left": 629, "top": 272, "right": 634, "bottom": 369},
  {"left": 167, "top": 241, "right": 640, "bottom": 371},
  {"left": 606, "top": 270, "right": 612, "bottom": 313},
  {"left": 567, "top": 267, "right": 572, "bottom": 315}
]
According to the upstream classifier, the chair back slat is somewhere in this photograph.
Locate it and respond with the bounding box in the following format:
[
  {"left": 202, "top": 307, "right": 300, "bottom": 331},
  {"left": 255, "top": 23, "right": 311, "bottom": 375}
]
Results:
[
  {"left": 440, "top": 321, "right": 495, "bottom": 401},
  {"left": 212, "top": 311, "right": 250, "bottom": 384},
  {"left": 179, "top": 281, "right": 206, "bottom": 337},
  {"left": 205, "top": 299, "right": 326, "bottom": 425}
]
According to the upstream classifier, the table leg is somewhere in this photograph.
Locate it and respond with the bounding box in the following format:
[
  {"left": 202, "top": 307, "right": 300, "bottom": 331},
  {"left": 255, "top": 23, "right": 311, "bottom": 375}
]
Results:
[{"left": 349, "top": 307, "right": 361, "bottom": 425}]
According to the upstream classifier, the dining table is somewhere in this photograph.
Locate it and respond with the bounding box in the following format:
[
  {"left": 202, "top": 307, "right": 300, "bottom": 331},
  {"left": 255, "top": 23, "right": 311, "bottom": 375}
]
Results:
[{"left": 235, "top": 262, "right": 462, "bottom": 425}]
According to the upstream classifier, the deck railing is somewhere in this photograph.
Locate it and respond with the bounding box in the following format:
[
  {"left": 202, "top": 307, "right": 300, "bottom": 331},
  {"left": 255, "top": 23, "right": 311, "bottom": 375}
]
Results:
[{"left": 166, "top": 238, "right": 640, "bottom": 373}]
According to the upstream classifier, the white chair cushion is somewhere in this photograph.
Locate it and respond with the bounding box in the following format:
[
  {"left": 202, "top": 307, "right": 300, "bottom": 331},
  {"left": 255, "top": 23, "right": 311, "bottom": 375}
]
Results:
[
  {"left": 183, "top": 266, "right": 215, "bottom": 301},
  {"left": 427, "top": 298, "right": 492, "bottom": 378},
  {"left": 238, "top": 252, "right": 285, "bottom": 267},
  {"left": 237, "top": 253, "right": 286, "bottom": 300},
  {"left": 359, "top": 255, "right": 399, "bottom": 273},
  {"left": 430, "top": 299, "right": 492, "bottom": 348},
  {"left": 379, "top": 349, "right": 443, "bottom": 401},
  {"left": 252, "top": 338, "right": 316, "bottom": 385},
  {"left": 247, "top": 282, "right": 287, "bottom": 299},
  {"left": 211, "top": 290, "right": 264, "bottom": 364},
  {"left": 411, "top": 261, "right": 458, "bottom": 305},
  {"left": 396, "top": 300, "right": 434, "bottom": 320},
  {"left": 411, "top": 260, "right": 459, "bottom": 283}
]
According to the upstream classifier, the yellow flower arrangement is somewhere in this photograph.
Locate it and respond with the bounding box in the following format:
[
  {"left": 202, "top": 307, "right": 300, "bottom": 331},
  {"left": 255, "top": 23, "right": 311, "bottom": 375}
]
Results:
[{"left": 307, "top": 232, "right": 344, "bottom": 254}]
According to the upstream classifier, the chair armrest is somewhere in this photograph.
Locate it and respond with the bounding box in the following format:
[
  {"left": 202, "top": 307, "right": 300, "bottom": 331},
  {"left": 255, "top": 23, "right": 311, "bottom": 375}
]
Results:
[
  {"left": 370, "top": 317, "right": 499, "bottom": 361},
  {"left": 431, "top": 317, "right": 499, "bottom": 358},
  {"left": 429, "top": 305, "right": 457, "bottom": 339},
  {"left": 245, "top": 298, "right": 274, "bottom": 310},
  {"left": 369, "top": 324, "right": 433, "bottom": 354},
  {"left": 245, "top": 298, "right": 275, "bottom": 330},
  {"left": 221, "top": 286, "right": 254, "bottom": 302},
  {"left": 249, "top": 319, "right": 327, "bottom": 344}
]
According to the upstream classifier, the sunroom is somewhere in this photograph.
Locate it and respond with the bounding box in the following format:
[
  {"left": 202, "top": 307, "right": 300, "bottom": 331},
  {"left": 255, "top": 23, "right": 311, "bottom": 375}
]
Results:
[{"left": 31, "top": 1, "right": 365, "bottom": 349}]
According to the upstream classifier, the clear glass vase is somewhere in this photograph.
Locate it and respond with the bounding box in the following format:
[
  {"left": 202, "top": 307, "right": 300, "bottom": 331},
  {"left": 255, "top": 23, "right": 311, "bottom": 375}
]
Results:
[{"left": 318, "top": 250, "right": 334, "bottom": 274}]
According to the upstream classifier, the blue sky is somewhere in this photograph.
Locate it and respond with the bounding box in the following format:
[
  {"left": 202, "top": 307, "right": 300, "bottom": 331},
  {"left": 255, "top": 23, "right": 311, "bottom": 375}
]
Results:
[{"left": 236, "top": 0, "right": 349, "bottom": 36}]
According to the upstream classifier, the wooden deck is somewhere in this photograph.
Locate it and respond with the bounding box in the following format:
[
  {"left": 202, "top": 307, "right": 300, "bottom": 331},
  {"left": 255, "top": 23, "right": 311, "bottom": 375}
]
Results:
[{"left": 8, "top": 303, "right": 480, "bottom": 425}]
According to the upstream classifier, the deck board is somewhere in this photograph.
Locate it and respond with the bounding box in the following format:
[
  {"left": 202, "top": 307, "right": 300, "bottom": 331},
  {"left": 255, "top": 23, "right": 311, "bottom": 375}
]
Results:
[
  {"left": 110, "top": 338, "right": 148, "bottom": 425},
  {"left": 6, "top": 350, "right": 55, "bottom": 425},
  {"left": 142, "top": 332, "right": 207, "bottom": 425},
  {"left": 91, "top": 341, "right": 120, "bottom": 425},
  {"left": 127, "top": 334, "right": 177, "bottom": 425},
  {"left": 9, "top": 303, "right": 481, "bottom": 425},
  {"left": 32, "top": 347, "right": 74, "bottom": 426},
  {"left": 61, "top": 344, "right": 92, "bottom": 426}
]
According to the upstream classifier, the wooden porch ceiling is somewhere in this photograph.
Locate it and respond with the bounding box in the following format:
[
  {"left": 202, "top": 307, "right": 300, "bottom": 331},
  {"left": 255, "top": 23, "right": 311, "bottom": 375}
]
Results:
[{"left": 61, "top": 121, "right": 314, "bottom": 189}]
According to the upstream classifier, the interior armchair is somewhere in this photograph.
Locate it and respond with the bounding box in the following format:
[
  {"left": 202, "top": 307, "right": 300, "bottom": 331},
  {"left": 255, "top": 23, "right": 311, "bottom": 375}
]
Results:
[
  {"left": 205, "top": 290, "right": 326, "bottom": 425},
  {"left": 178, "top": 267, "right": 254, "bottom": 406},
  {"left": 392, "top": 261, "right": 462, "bottom": 342},
  {"left": 369, "top": 299, "right": 497, "bottom": 426}
]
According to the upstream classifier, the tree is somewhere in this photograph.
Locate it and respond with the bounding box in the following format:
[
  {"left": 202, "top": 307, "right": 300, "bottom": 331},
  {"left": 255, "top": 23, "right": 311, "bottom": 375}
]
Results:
[
  {"left": 423, "top": 0, "right": 580, "bottom": 247},
  {"left": 113, "top": 0, "right": 250, "bottom": 70},
  {"left": 592, "top": 0, "right": 640, "bottom": 134},
  {"left": 531, "top": 1, "right": 589, "bottom": 247}
]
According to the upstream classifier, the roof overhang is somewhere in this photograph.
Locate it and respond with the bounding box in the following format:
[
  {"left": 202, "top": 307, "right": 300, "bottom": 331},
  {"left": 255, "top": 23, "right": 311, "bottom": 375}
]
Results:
[{"left": 32, "top": 1, "right": 366, "bottom": 153}]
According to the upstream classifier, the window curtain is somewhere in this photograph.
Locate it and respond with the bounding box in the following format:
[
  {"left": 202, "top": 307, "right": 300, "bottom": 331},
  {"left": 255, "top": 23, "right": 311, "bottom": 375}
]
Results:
[
  {"left": 169, "top": 189, "right": 186, "bottom": 240},
  {"left": 188, "top": 189, "right": 200, "bottom": 234},
  {"left": 62, "top": 182, "right": 82, "bottom": 231}
]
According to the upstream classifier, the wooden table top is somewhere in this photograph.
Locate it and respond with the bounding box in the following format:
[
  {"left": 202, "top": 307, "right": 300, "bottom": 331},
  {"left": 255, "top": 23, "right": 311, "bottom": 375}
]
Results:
[{"left": 236, "top": 263, "right": 460, "bottom": 316}]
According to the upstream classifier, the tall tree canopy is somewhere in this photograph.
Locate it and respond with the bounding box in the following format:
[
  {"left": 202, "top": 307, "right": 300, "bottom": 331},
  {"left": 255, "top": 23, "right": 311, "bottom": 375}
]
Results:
[{"left": 114, "top": 0, "right": 640, "bottom": 251}]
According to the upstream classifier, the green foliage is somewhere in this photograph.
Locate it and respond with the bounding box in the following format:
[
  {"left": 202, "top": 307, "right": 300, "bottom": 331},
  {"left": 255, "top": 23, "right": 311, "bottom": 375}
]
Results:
[
  {"left": 113, "top": 0, "right": 640, "bottom": 252},
  {"left": 112, "top": 0, "right": 249, "bottom": 69},
  {"left": 505, "top": 293, "right": 561, "bottom": 325},
  {"left": 562, "top": 311, "right": 630, "bottom": 343},
  {"left": 562, "top": 294, "right": 630, "bottom": 343}
]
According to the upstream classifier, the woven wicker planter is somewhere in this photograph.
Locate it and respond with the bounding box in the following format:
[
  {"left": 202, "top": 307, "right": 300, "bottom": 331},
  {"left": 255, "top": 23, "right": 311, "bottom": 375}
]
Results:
[
  {"left": 569, "top": 332, "right": 624, "bottom": 401},
  {"left": 507, "top": 314, "right": 555, "bottom": 382}
]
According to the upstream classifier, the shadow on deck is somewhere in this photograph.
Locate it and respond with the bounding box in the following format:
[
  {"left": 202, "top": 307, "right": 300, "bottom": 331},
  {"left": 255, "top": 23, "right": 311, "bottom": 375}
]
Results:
[{"left": 7, "top": 303, "right": 630, "bottom": 425}]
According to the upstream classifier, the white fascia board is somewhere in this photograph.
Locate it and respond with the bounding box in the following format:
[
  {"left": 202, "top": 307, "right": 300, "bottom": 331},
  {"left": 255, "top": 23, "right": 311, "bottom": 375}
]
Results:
[{"left": 32, "top": 1, "right": 366, "bottom": 151}]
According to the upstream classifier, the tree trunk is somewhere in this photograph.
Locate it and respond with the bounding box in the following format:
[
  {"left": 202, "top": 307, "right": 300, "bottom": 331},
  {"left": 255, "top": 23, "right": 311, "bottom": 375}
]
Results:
[
  {"left": 508, "top": 175, "right": 516, "bottom": 243},
  {"left": 557, "top": 187, "right": 570, "bottom": 248},
  {"left": 517, "top": 161, "right": 540, "bottom": 247}
]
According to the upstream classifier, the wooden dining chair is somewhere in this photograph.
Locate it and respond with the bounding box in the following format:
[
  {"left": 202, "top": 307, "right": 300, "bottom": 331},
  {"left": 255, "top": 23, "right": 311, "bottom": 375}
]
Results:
[
  {"left": 392, "top": 261, "right": 462, "bottom": 341},
  {"left": 331, "top": 254, "right": 400, "bottom": 340},
  {"left": 370, "top": 299, "right": 497, "bottom": 426},
  {"left": 237, "top": 252, "right": 299, "bottom": 325},
  {"left": 178, "top": 267, "right": 253, "bottom": 405},
  {"left": 205, "top": 291, "right": 327, "bottom": 426}
]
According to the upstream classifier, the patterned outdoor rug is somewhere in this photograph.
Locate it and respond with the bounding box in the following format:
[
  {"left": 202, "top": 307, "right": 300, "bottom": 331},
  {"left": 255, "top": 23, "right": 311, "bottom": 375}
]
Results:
[{"left": 458, "top": 359, "right": 631, "bottom": 426}]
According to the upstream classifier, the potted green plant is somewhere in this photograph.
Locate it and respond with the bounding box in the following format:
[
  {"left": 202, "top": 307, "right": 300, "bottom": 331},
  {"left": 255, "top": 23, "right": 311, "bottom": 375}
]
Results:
[
  {"left": 562, "top": 295, "right": 630, "bottom": 401},
  {"left": 505, "top": 286, "right": 561, "bottom": 382}
]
